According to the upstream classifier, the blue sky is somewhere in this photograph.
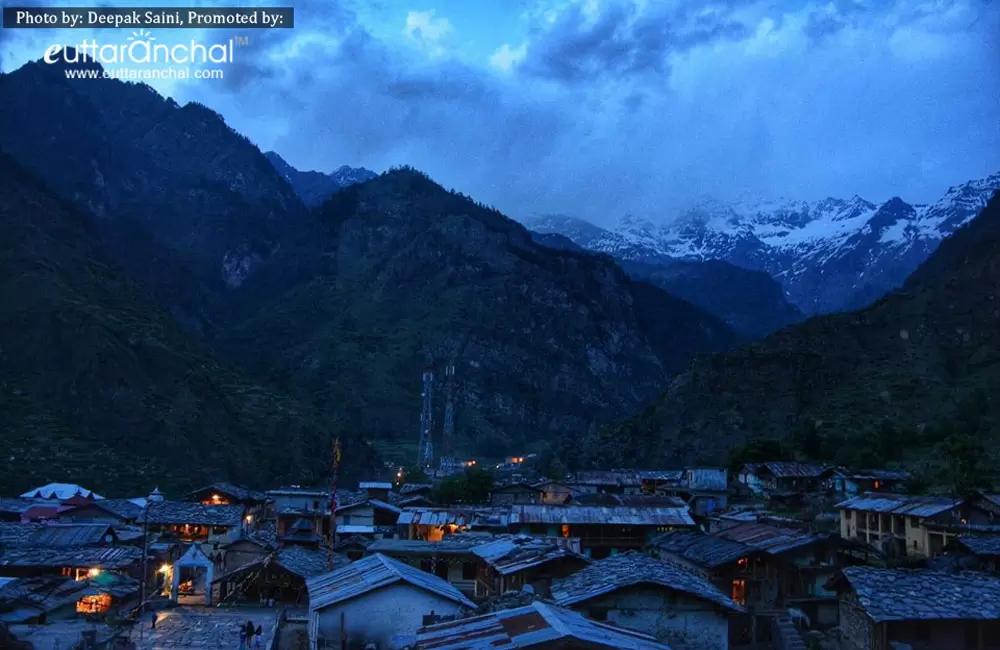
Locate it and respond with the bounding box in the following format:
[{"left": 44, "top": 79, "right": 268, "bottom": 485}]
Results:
[{"left": 2, "top": 0, "right": 999, "bottom": 223}]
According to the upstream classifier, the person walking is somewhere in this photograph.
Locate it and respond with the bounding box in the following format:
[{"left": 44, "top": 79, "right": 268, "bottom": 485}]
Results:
[
  {"left": 254, "top": 625, "right": 263, "bottom": 649},
  {"left": 245, "top": 620, "right": 255, "bottom": 649},
  {"left": 239, "top": 627, "right": 247, "bottom": 650}
]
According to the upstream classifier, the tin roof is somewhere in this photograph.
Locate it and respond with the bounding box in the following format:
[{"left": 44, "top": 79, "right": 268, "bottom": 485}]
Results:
[
  {"left": 551, "top": 551, "right": 742, "bottom": 612},
  {"left": 828, "top": 568, "right": 1000, "bottom": 622},
  {"left": 400, "top": 484, "right": 434, "bottom": 495},
  {"left": 360, "top": 482, "right": 393, "bottom": 490},
  {"left": 510, "top": 504, "right": 694, "bottom": 527},
  {"left": 367, "top": 537, "right": 488, "bottom": 557},
  {"left": 398, "top": 507, "right": 511, "bottom": 528},
  {"left": 714, "top": 522, "right": 828, "bottom": 555},
  {"left": 146, "top": 501, "right": 245, "bottom": 526},
  {"left": 569, "top": 470, "right": 644, "bottom": 487},
  {"left": 307, "top": 553, "right": 475, "bottom": 611},
  {"left": 415, "top": 601, "right": 672, "bottom": 649},
  {"left": 835, "top": 493, "right": 961, "bottom": 517},
  {"left": 0, "top": 499, "right": 37, "bottom": 515},
  {"left": 30, "top": 523, "right": 115, "bottom": 547},
  {"left": 267, "top": 486, "right": 329, "bottom": 497},
  {"left": 471, "top": 538, "right": 590, "bottom": 576}
]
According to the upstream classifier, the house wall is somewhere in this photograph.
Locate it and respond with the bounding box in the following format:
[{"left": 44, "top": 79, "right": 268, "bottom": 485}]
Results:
[
  {"left": 335, "top": 507, "right": 374, "bottom": 528},
  {"left": 883, "top": 620, "right": 970, "bottom": 650},
  {"left": 576, "top": 584, "right": 728, "bottom": 650},
  {"left": 838, "top": 594, "right": 874, "bottom": 650},
  {"left": 311, "top": 583, "right": 463, "bottom": 650},
  {"left": 739, "top": 471, "right": 768, "bottom": 495}
]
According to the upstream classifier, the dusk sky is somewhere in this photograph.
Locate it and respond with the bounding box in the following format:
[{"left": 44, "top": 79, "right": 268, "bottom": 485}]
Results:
[{"left": 2, "top": 0, "right": 999, "bottom": 223}]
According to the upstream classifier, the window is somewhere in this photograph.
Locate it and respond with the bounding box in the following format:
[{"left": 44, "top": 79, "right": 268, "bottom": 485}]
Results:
[
  {"left": 435, "top": 562, "right": 449, "bottom": 580},
  {"left": 731, "top": 579, "right": 746, "bottom": 606},
  {"left": 462, "top": 562, "right": 478, "bottom": 580},
  {"left": 910, "top": 517, "right": 920, "bottom": 527},
  {"left": 589, "top": 609, "right": 608, "bottom": 621},
  {"left": 342, "top": 515, "right": 351, "bottom": 525},
  {"left": 313, "top": 501, "right": 320, "bottom": 510}
]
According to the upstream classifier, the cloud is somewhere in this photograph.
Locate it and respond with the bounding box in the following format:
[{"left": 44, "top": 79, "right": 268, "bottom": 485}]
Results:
[
  {"left": 4, "top": 0, "right": 1000, "bottom": 224},
  {"left": 403, "top": 9, "right": 452, "bottom": 57}
]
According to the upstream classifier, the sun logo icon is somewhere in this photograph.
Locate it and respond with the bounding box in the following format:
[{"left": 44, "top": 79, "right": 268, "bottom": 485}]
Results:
[{"left": 127, "top": 29, "right": 156, "bottom": 43}]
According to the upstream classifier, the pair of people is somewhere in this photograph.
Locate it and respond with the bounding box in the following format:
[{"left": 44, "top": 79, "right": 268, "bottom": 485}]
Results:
[{"left": 239, "top": 620, "right": 263, "bottom": 649}]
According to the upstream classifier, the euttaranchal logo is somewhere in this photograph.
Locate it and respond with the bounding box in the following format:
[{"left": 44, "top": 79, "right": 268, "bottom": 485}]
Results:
[{"left": 44, "top": 29, "right": 235, "bottom": 65}]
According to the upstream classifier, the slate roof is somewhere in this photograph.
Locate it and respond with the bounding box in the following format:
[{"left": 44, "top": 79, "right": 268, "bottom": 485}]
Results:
[
  {"left": 0, "top": 499, "right": 36, "bottom": 515},
  {"left": 186, "top": 482, "right": 268, "bottom": 503},
  {"left": 849, "top": 469, "right": 910, "bottom": 481},
  {"left": 570, "top": 470, "right": 644, "bottom": 487},
  {"left": 0, "top": 576, "right": 95, "bottom": 623},
  {"left": 307, "top": 553, "right": 475, "bottom": 611},
  {"left": 829, "top": 567, "right": 1000, "bottom": 622},
  {"left": 510, "top": 504, "right": 694, "bottom": 527},
  {"left": 400, "top": 484, "right": 434, "bottom": 495},
  {"left": 551, "top": 551, "right": 742, "bottom": 612},
  {"left": 30, "top": 524, "right": 115, "bottom": 547},
  {"left": 835, "top": 493, "right": 961, "bottom": 517},
  {"left": 743, "top": 462, "right": 834, "bottom": 479},
  {"left": 955, "top": 535, "right": 1000, "bottom": 557},
  {"left": 0, "top": 545, "right": 143, "bottom": 569},
  {"left": 277, "top": 546, "right": 345, "bottom": 579},
  {"left": 415, "top": 601, "right": 672, "bottom": 650},
  {"left": 0, "top": 523, "right": 43, "bottom": 545},
  {"left": 91, "top": 498, "right": 144, "bottom": 520},
  {"left": 648, "top": 529, "right": 755, "bottom": 568},
  {"left": 145, "top": 501, "right": 244, "bottom": 526}
]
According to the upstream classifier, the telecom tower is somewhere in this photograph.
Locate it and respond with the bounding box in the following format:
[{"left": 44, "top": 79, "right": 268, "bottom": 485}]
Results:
[
  {"left": 417, "top": 366, "right": 435, "bottom": 468},
  {"left": 438, "top": 362, "right": 457, "bottom": 473}
]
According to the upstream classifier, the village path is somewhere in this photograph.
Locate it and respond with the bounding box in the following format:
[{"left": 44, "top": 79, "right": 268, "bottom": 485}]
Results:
[{"left": 134, "top": 607, "right": 280, "bottom": 650}]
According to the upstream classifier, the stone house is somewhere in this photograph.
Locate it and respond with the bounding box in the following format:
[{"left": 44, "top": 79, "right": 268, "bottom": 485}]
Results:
[
  {"left": 489, "top": 483, "right": 542, "bottom": 506},
  {"left": 551, "top": 551, "right": 741, "bottom": 650},
  {"left": 365, "top": 537, "right": 488, "bottom": 599},
  {"left": 826, "top": 567, "right": 1000, "bottom": 650},
  {"left": 471, "top": 536, "right": 590, "bottom": 598},
  {"left": 306, "top": 553, "right": 474, "bottom": 650},
  {"left": 829, "top": 470, "right": 910, "bottom": 497},
  {"left": 737, "top": 462, "right": 838, "bottom": 496}
]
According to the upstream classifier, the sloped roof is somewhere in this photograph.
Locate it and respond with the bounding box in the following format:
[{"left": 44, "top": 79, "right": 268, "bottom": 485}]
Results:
[
  {"left": 571, "top": 493, "right": 688, "bottom": 508},
  {"left": 186, "top": 482, "right": 268, "bottom": 503},
  {"left": 0, "top": 499, "right": 36, "bottom": 515},
  {"left": 742, "top": 462, "right": 834, "bottom": 479},
  {"left": 20, "top": 483, "right": 104, "bottom": 500},
  {"left": 0, "top": 523, "right": 43, "bottom": 545},
  {"left": 415, "top": 601, "right": 672, "bottom": 649},
  {"left": 828, "top": 568, "right": 1000, "bottom": 622},
  {"left": 146, "top": 501, "right": 244, "bottom": 526},
  {"left": 714, "top": 522, "right": 828, "bottom": 554},
  {"left": 510, "top": 504, "right": 694, "bottom": 527},
  {"left": 398, "top": 507, "right": 511, "bottom": 528},
  {"left": 849, "top": 469, "right": 910, "bottom": 481},
  {"left": 551, "top": 551, "right": 741, "bottom": 612},
  {"left": 835, "top": 493, "right": 960, "bottom": 517},
  {"left": 400, "top": 483, "right": 434, "bottom": 495},
  {"left": 0, "top": 545, "right": 143, "bottom": 569},
  {"left": 955, "top": 535, "right": 1000, "bottom": 557},
  {"left": 471, "top": 538, "right": 590, "bottom": 576},
  {"left": 648, "top": 529, "right": 755, "bottom": 568},
  {"left": 30, "top": 524, "right": 115, "bottom": 547},
  {"left": 368, "top": 537, "right": 486, "bottom": 557},
  {"left": 307, "top": 553, "right": 475, "bottom": 611},
  {"left": 277, "top": 546, "right": 346, "bottom": 579}
]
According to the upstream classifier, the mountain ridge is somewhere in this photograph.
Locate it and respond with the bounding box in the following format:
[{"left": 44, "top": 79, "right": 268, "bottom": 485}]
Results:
[
  {"left": 528, "top": 172, "right": 1000, "bottom": 315},
  {"left": 264, "top": 151, "right": 378, "bottom": 207}
]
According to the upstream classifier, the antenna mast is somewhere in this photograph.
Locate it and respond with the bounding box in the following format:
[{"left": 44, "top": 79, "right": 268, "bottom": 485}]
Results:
[
  {"left": 417, "top": 366, "right": 435, "bottom": 468},
  {"left": 442, "top": 362, "right": 456, "bottom": 458}
]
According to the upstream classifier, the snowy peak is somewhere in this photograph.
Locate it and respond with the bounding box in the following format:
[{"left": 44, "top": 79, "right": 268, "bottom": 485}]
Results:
[{"left": 528, "top": 171, "right": 1000, "bottom": 315}]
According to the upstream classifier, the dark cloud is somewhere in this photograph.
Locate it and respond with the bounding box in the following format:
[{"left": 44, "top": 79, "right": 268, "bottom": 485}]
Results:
[{"left": 4, "top": 0, "right": 1000, "bottom": 223}]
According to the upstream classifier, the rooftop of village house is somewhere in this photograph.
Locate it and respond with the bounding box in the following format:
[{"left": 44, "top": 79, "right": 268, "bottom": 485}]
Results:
[
  {"left": 826, "top": 567, "right": 1000, "bottom": 621},
  {"left": 550, "top": 551, "right": 743, "bottom": 612}
]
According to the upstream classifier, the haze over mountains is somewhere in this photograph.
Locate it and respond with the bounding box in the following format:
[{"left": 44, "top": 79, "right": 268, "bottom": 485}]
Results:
[{"left": 528, "top": 175, "right": 1000, "bottom": 315}]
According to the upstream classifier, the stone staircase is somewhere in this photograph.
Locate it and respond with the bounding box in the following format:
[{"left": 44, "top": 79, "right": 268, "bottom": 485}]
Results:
[{"left": 773, "top": 617, "right": 807, "bottom": 650}]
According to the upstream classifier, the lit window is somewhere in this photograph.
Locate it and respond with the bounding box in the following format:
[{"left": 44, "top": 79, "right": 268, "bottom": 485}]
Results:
[
  {"left": 731, "top": 579, "right": 746, "bottom": 606},
  {"left": 77, "top": 594, "right": 112, "bottom": 614}
]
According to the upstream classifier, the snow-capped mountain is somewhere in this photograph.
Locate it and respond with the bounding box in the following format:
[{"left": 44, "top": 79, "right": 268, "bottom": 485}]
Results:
[{"left": 528, "top": 172, "right": 1000, "bottom": 314}]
